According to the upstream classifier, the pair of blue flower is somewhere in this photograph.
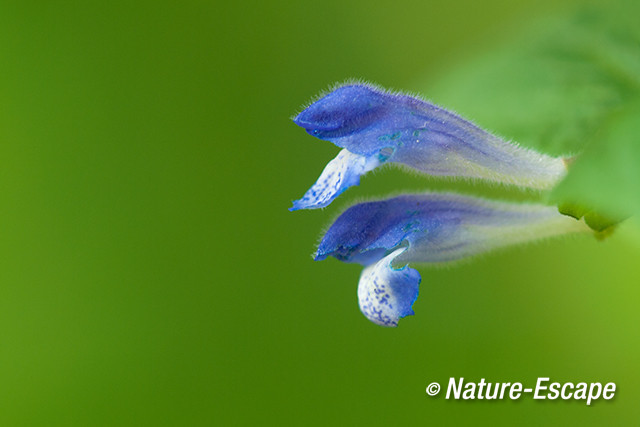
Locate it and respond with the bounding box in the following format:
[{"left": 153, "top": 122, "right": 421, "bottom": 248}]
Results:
[{"left": 290, "top": 83, "right": 587, "bottom": 327}]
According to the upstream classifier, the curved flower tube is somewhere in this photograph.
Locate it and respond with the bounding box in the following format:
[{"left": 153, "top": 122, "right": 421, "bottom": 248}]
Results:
[
  {"left": 317, "top": 193, "right": 589, "bottom": 327},
  {"left": 291, "top": 83, "right": 568, "bottom": 210}
]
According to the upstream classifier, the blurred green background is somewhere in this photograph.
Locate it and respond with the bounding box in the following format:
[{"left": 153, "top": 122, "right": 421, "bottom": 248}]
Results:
[{"left": 1, "top": 0, "right": 639, "bottom": 425}]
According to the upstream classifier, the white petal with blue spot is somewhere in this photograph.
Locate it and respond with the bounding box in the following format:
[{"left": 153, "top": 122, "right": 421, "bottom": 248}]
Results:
[{"left": 357, "top": 248, "right": 421, "bottom": 327}]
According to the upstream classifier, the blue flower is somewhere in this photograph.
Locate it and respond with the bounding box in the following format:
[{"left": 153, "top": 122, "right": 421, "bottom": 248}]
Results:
[
  {"left": 291, "top": 83, "right": 567, "bottom": 210},
  {"left": 317, "top": 193, "right": 588, "bottom": 327}
]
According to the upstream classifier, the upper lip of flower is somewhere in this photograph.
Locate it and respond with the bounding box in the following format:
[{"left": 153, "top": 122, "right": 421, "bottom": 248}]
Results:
[{"left": 293, "top": 84, "right": 387, "bottom": 140}]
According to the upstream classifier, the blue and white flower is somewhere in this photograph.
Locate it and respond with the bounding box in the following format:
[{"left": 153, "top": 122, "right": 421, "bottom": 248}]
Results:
[
  {"left": 317, "top": 193, "right": 589, "bottom": 327},
  {"left": 291, "top": 83, "right": 568, "bottom": 211}
]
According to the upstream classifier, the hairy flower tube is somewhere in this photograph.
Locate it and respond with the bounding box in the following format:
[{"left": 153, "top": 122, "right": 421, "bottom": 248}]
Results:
[
  {"left": 316, "top": 193, "right": 589, "bottom": 327},
  {"left": 291, "top": 83, "right": 568, "bottom": 211}
]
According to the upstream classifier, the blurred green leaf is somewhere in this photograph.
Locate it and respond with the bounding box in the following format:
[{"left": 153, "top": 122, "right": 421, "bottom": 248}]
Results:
[
  {"left": 552, "top": 100, "right": 640, "bottom": 217},
  {"left": 423, "top": 1, "right": 640, "bottom": 218}
]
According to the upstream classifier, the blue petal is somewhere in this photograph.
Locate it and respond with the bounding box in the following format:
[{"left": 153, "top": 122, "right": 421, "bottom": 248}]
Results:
[
  {"left": 293, "top": 83, "right": 566, "bottom": 209},
  {"left": 357, "top": 248, "right": 420, "bottom": 327},
  {"left": 317, "top": 193, "right": 588, "bottom": 265},
  {"left": 290, "top": 149, "right": 379, "bottom": 211}
]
